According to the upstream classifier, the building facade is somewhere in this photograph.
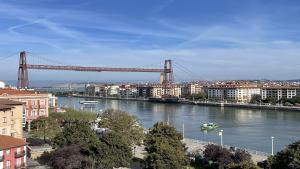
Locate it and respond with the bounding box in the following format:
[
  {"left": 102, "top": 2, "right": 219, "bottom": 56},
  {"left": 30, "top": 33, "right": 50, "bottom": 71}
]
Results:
[
  {"left": 0, "top": 99, "right": 24, "bottom": 139},
  {"left": 181, "top": 83, "right": 203, "bottom": 96},
  {"left": 207, "top": 84, "right": 261, "bottom": 103},
  {"left": 0, "top": 135, "right": 27, "bottom": 169},
  {"left": 0, "top": 89, "right": 49, "bottom": 127},
  {"left": 261, "top": 86, "right": 300, "bottom": 101}
]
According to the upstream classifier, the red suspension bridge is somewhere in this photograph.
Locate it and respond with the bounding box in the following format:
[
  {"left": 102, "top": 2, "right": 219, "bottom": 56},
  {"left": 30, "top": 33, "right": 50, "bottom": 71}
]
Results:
[{"left": 17, "top": 51, "right": 174, "bottom": 89}]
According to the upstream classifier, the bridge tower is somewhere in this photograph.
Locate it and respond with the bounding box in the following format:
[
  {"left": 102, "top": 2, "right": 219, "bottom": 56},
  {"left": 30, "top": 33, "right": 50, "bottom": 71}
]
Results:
[
  {"left": 162, "top": 60, "right": 174, "bottom": 97},
  {"left": 18, "top": 51, "right": 29, "bottom": 89}
]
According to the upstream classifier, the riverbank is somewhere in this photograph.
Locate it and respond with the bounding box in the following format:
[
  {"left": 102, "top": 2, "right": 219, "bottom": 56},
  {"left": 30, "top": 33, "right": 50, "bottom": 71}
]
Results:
[{"left": 68, "top": 95, "right": 300, "bottom": 111}]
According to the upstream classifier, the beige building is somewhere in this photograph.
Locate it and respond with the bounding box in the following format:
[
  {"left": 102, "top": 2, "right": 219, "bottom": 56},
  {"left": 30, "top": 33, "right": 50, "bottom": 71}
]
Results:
[
  {"left": 0, "top": 99, "right": 24, "bottom": 139},
  {"left": 181, "top": 83, "right": 203, "bottom": 96},
  {"left": 261, "top": 86, "right": 300, "bottom": 101},
  {"left": 208, "top": 84, "right": 261, "bottom": 103},
  {"left": 0, "top": 88, "right": 49, "bottom": 127}
]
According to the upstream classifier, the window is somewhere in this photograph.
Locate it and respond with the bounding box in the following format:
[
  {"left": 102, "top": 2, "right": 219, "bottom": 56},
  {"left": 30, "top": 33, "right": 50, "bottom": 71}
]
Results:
[
  {"left": 2, "top": 128, "right": 6, "bottom": 135},
  {"left": 6, "top": 149, "right": 10, "bottom": 155},
  {"left": 11, "top": 111, "right": 13, "bottom": 116},
  {"left": 3, "top": 117, "right": 7, "bottom": 123},
  {"left": 6, "top": 160, "right": 10, "bottom": 169}
]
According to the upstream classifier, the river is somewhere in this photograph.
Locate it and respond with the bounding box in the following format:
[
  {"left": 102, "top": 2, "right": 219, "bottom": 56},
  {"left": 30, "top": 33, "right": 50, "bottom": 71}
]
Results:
[{"left": 58, "top": 96, "right": 300, "bottom": 153}]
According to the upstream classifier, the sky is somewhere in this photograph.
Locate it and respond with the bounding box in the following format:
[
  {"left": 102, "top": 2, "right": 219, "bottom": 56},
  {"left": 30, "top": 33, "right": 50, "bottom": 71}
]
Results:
[{"left": 1, "top": 0, "right": 300, "bottom": 83}]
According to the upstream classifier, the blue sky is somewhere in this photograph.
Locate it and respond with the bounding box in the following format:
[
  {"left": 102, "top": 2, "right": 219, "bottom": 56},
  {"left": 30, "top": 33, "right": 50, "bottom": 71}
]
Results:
[{"left": 1, "top": 0, "right": 300, "bottom": 83}]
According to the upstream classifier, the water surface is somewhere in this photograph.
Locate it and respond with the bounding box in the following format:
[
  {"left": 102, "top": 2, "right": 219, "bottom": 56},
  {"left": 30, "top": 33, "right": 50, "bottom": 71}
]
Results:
[{"left": 58, "top": 97, "right": 300, "bottom": 153}]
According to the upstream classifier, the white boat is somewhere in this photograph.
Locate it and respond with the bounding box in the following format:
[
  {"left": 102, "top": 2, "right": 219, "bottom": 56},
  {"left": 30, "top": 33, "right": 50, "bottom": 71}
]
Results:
[{"left": 79, "top": 100, "right": 98, "bottom": 104}]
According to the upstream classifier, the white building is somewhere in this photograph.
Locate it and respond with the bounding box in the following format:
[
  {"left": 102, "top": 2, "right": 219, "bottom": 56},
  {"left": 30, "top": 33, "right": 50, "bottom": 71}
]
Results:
[
  {"left": 48, "top": 93, "right": 57, "bottom": 108},
  {"left": 0, "top": 81, "right": 5, "bottom": 89},
  {"left": 108, "top": 85, "right": 119, "bottom": 96},
  {"left": 261, "top": 86, "right": 300, "bottom": 101},
  {"left": 208, "top": 84, "right": 261, "bottom": 103}
]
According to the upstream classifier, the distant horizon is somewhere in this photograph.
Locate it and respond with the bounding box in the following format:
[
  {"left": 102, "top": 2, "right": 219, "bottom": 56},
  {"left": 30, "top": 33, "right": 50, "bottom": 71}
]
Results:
[{"left": 3, "top": 78, "right": 300, "bottom": 88}]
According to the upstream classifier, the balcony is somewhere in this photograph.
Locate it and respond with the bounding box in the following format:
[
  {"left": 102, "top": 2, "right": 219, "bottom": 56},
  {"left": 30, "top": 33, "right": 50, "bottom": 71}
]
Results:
[
  {"left": 15, "top": 163, "right": 26, "bottom": 169},
  {"left": 15, "top": 150, "right": 26, "bottom": 158},
  {"left": 0, "top": 155, "right": 3, "bottom": 162}
]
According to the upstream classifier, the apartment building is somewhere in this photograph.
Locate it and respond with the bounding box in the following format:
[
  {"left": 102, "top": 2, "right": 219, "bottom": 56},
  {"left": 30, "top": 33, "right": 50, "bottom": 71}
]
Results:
[
  {"left": 207, "top": 84, "right": 261, "bottom": 103},
  {"left": 137, "top": 86, "right": 153, "bottom": 98},
  {"left": 0, "top": 99, "right": 24, "bottom": 139},
  {"left": 0, "top": 135, "right": 27, "bottom": 169},
  {"left": 119, "top": 85, "right": 138, "bottom": 98},
  {"left": 0, "top": 88, "right": 49, "bottom": 127},
  {"left": 152, "top": 85, "right": 163, "bottom": 98},
  {"left": 181, "top": 83, "right": 203, "bottom": 96},
  {"left": 261, "top": 86, "right": 300, "bottom": 101}
]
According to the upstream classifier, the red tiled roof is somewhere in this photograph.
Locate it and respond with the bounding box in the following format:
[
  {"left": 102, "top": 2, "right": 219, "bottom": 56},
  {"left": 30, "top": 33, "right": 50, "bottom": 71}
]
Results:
[
  {"left": 0, "top": 88, "right": 36, "bottom": 95},
  {"left": 0, "top": 135, "right": 26, "bottom": 150}
]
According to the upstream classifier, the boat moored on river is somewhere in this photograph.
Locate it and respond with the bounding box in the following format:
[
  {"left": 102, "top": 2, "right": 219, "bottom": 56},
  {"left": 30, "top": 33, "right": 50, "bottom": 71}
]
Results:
[{"left": 79, "top": 100, "right": 98, "bottom": 105}]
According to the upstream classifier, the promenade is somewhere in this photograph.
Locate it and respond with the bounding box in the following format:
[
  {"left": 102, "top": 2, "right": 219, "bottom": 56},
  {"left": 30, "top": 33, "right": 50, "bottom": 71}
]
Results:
[{"left": 183, "top": 138, "right": 269, "bottom": 163}]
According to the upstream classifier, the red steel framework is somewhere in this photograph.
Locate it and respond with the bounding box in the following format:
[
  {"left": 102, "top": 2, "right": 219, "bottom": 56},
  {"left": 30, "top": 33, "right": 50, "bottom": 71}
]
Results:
[{"left": 17, "top": 51, "right": 174, "bottom": 89}]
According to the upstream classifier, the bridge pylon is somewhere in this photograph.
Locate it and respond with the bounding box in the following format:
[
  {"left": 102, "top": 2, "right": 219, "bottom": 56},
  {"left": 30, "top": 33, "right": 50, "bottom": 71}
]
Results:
[{"left": 18, "top": 51, "right": 28, "bottom": 89}]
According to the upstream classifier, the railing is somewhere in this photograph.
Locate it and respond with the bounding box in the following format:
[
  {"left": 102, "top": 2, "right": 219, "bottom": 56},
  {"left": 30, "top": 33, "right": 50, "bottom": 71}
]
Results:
[
  {"left": 15, "top": 163, "right": 26, "bottom": 169},
  {"left": 15, "top": 150, "right": 26, "bottom": 158}
]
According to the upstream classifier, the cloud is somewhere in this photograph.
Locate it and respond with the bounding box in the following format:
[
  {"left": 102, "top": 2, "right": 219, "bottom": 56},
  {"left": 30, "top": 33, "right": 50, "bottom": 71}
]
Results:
[{"left": 1, "top": 1, "right": 300, "bottom": 81}]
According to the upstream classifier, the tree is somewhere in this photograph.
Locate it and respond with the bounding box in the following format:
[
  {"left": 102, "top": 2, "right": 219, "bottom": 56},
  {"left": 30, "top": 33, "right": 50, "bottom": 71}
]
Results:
[
  {"left": 250, "top": 94, "right": 262, "bottom": 104},
  {"left": 96, "top": 131, "right": 132, "bottom": 169},
  {"left": 232, "top": 149, "right": 251, "bottom": 164},
  {"left": 48, "top": 144, "right": 86, "bottom": 169},
  {"left": 144, "top": 122, "right": 188, "bottom": 169},
  {"left": 60, "top": 108, "right": 97, "bottom": 125},
  {"left": 226, "top": 160, "right": 259, "bottom": 169},
  {"left": 267, "top": 140, "right": 300, "bottom": 169},
  {"left": 53, "top": 123, "right": 100, "bottom": 149},
  {"left": 263, "top": 97, "right": 277, "bottom": 105},
  {"left": 202, "top": 145, "right": 253, "bottom": 169},
  {"left": 30, "top": 116, "right": 61, "bottom": 143},
  {"left": 98, "top": 109, "right": 144, "bottom": 145},
  {"left": 53, "top": 123, "right": 132, "bottom": 169},
  {"left": 203, "top": 144, "right": 233, "bottom": 168},
  {"left": 188, "top": 92, "right": 208, "bottom": 100}
]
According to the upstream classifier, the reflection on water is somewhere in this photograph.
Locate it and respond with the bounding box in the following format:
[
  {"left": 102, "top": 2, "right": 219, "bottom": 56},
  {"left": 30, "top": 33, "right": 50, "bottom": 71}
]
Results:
[{"left": 59, "top": 97, "right": 300, "bottom": 153}]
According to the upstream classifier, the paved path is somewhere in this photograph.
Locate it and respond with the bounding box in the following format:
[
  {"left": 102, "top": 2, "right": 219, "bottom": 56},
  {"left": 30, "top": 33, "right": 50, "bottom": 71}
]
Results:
[{"left": 183, "top": 138, "right": 269, "bottom": 163}]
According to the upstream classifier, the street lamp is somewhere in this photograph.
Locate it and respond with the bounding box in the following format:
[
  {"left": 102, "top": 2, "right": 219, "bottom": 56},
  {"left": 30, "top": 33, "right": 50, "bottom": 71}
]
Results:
[
  {"left": 271, "top": 136, "right": 274, "bottom": 156},
  {"left": 219, "top": 129, "right": 223, "bottom": 147},
  {"left": 182, "top": 123, "right": 185, "bottom": 138}
]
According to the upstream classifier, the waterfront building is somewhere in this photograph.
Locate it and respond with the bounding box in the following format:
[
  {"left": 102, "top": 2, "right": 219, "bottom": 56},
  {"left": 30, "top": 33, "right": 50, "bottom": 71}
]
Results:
[
  {"left": 172, "top": 85, "right": 182, "bottom": 98},
  {"left": 181, "top": 83, "right": 203, "bottom": 96},
  {"left": 119, "top": 85, "right": 138, "bottom": 98},
  {"left": 207, "top": 84, "right": 260, "bottom": 103},
  {"left": 107, "top": 85, "right": 119, "bottom": 96},
  {"left": 0, "top": 135, "right": 27, "bottom": 169},
  {"left": 0, "top": 99, "right": 24, "bottom": 139},
  {"left": 261, "top": 86, "right": 300, "bottom": 101},
  {"left": 152, "top": 85, "right": 163, "bottom": 98},
  {"left": 86, "top": 84, "right": 108, "bottom": 97},
  {"left": 137, "top": 85, "right": 153, "bottom": 98},
  {"left": 0, "top": 88, "right": 49, "bottom": 127}
]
